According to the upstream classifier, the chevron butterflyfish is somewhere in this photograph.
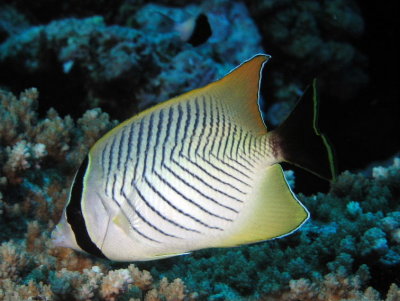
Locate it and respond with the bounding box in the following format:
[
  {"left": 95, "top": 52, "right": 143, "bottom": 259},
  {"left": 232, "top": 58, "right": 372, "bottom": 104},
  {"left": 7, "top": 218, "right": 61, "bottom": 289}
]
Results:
[{"left": 52, "top": 54, "right": 336, "bottom": 261}]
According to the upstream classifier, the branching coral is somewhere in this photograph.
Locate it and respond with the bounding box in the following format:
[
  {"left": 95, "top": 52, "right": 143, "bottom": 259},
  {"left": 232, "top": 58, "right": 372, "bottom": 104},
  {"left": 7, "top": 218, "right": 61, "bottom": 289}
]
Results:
[
  {"left": 0, "top": 241, "right": 29, "bottom": 281},
  {"left": 1, "top": 223, "right": 194, "bottom": 301},
  {"left": 276, "top": 266, "right": 400, "bottom": 301},
  {"left": 0, "top": 90, "right": 398, "bottom": 300},
  {"left": 0, "top": 279, "right": 53, "bottom": 301},
  {"left": 146, "top": 277, "right": 190, "bottom": 301},
  {"left": 0, "top": 87, "right": 196, "bottom": 300},
  {"left": 0, "top": 236, "right": 196, "bottom": 300},
  {"left": 147, "top": 157, "right": 400, "bottom": 300},
  {"left": 0, "top": 89, "right": 400, "bottom": 300},
  {"left": 0, "top": 86, "right": 399, "bottom": 300},
  {"left": 100, "top": 268, "right": 132, "bottom": 300},
  {"left": 0, "top": 88, "right": 117, "bottom": 239}
]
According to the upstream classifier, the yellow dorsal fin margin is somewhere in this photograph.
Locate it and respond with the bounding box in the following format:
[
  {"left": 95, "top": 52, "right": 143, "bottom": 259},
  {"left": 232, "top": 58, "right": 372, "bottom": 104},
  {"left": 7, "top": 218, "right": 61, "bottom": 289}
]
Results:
[
  {"left": 206, "top": 54, "right": 270, "bottom": 134},
  {"left": 94, "top": 54, "right": 270, "bottom": 146}
]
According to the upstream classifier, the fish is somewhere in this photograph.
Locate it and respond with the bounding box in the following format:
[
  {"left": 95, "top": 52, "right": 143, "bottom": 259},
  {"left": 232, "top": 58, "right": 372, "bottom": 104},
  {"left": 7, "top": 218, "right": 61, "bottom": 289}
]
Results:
[
  {"left": 175, "top": 13, "right": 212, "bottom": 46},
  {"left": 51, "top": 54, "right": 336, "bottom": 261},
  {"left": 155, "top": 11, "right": 212, "bottom": 46}
]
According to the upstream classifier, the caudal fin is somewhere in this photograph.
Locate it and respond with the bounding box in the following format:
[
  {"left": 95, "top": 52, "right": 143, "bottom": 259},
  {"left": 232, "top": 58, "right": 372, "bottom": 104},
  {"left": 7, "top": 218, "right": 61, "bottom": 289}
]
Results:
[{"left": 271, "top": 79, "right": 337, "bottom": 181}]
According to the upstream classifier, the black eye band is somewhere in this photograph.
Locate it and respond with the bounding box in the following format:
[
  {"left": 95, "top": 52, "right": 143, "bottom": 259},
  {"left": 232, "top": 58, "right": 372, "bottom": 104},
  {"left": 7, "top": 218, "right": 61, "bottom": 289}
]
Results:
[{"left": 66, "top": 156, "right": 106, "bottom": 259}]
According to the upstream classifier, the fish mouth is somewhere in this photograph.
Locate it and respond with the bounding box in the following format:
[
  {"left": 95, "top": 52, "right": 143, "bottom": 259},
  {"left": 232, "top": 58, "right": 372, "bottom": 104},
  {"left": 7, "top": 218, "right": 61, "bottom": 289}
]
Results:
[
  {"left": 50, "top": 223, "right": 66, "bottom": 248},
  {"left": 50, "top": 218, "right": 83, "bottom": 252}
]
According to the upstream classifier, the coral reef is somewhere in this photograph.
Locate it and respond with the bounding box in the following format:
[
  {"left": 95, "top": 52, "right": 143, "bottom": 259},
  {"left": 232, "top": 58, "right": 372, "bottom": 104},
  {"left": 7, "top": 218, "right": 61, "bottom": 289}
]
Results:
[
  {"left": 0, "top": 88, "right": 196, "bottom": 300},
  {"left": 0, "top": 88, "right": 117, "bottom": 242},
  {"left": 280, "top": 270, "right": 400, "bottom": 301},
  {"left": 0, "top": 237, "right": 195, "bottom": 300},
  {"left": 1, "top": 88, "right": 398, "bottom": 300},
  {"left": 2, "top": 0, "right": 369, "bottom": 126},
  {"left": 0, "top": 0, "right": 263, "bottom": 120},
  {"left": 0, "top": 4, "right": 30, "bottom": 43},
  {"left": 147, "top": 158, "right": 400, "bottom": 299}
]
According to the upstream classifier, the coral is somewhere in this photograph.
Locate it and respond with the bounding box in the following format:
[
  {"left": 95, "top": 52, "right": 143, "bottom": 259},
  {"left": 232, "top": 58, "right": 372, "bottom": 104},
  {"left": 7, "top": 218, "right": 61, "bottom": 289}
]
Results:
[
  {"left": 0, "top": 88, "right": 398, "bottom": 300},
  {"left": 100, "top": 268, "right": 132, "bottom": 300},
  {"left": 1, "top": 0, "right": 371, "bottom": 134},
  {"left": 0, "top": 241, "right": 29, "bottom": 281},
  {"left": 272, "top": 266, "right": 400, "bottom": 301},
  {"left": 0, "top": 236, "right": 196, "bottom": 300},
  {"left": 246, "top": 0, "right": 369, "bottom": 125},
  {"left": 0, "top": 4, "right": 30, "bottom": 43},
  {"left": 0, "top": 87, "right": 196, "bottom": 301},
  {"left": 147, "top": 277, "right": 188, "bottom": 301},
  {"left": 0, "top": 279, "right": 53, "bottom": 301},
  {"left": 0, "top": 88, "right": 117, "bottom": 228},
  {"left": 280, "top": 267, "right": 385, "bottom": 301},
  {"left": 249, "top": 0, "right": 365, "bottom": 71},
  {"left": 0, "top": 212, "right": 196, "bottom": 300},
  {"left": 146, "top": 158, "right": 400, "bottom": 300},
  {"left": 0, "top": 0, "right": 263, "bottom": 121},
  {"left": 129, "top": 264, "right": 153, "bottom": 291}
]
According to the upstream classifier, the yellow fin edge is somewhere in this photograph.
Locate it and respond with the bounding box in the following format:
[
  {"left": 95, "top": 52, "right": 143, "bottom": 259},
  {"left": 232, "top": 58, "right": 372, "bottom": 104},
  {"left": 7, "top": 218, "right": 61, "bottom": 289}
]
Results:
[
  {"left": 218, "top": 164, "right": 309, "bottom": 247},
  {"left": 92, "top": 54, "right": 271, "bottom": 149}
]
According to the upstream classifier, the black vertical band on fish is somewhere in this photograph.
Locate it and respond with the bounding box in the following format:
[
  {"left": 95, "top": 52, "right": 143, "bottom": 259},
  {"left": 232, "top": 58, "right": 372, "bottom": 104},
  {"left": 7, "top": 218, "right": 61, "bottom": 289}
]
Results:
[{"left": 66, "top": 156, "right": 106, "bottom": 259}]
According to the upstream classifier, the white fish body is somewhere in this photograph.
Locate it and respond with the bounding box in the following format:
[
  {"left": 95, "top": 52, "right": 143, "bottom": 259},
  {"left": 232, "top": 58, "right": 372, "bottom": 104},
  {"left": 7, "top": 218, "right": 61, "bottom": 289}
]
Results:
[{"left": 52, "top": 54, "right": 335, "bottom": 261}]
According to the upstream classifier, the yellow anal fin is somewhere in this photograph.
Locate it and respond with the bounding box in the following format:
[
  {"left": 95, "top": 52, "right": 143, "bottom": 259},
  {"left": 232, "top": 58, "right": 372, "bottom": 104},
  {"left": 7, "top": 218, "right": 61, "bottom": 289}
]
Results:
[{"left": 219, "top": 164, "right": 309, "bottom": 247}]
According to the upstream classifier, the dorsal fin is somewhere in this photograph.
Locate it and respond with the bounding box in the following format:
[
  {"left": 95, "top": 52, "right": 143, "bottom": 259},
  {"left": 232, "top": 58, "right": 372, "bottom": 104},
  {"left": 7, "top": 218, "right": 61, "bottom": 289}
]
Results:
[
  {"left": 96, "top": 54, "right": 271, "bottom": 146},
  {"left": 206, "top": 54, "right": 270, "bottom": 134}
]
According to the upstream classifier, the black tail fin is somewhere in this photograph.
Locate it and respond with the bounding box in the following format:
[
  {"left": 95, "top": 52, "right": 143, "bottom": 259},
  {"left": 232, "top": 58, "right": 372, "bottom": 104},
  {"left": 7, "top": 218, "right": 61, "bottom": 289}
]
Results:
[{"left": 272, "top": 79, "right": 337, "bottom": 181}]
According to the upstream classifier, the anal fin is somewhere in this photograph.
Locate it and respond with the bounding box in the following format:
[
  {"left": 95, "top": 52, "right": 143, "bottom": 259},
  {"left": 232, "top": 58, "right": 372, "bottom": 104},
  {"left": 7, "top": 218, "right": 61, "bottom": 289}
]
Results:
[{"left": 219, "top": 164, "right": 309, "bottom": 247}]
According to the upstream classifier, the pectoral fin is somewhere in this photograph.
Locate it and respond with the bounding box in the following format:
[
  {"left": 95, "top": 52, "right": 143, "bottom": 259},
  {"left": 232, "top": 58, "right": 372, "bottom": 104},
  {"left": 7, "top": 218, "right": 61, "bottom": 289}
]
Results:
[{"left": 113, "top": 210, "right": 133, "bottom": 237}]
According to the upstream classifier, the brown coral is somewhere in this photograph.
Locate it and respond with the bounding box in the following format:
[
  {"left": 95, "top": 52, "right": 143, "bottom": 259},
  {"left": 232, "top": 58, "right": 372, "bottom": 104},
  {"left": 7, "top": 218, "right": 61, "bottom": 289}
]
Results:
[
  {"left": 129, "top": 264, "right": 153, "bottom": 291},
  {"left": 0, "top": 87, "right": 116, "bottom": 185},
  {"left": 0, "top": 88, "right": 196, "bottom": 300},
  {"left": 0, "top": 241, "right": 29, "bottom": 281},
  {"left": 0, "top": 279, "right": 53, "bottom": 301},
  {"left": 267, "top": 266, "right": 400, "bottom": 301}
]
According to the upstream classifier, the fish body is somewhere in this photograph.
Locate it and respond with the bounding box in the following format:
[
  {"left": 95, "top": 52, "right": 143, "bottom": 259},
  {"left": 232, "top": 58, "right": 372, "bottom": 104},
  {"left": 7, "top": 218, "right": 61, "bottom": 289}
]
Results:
[{"left": 52, "top": 55, "right": 336, "bottom": 261}]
